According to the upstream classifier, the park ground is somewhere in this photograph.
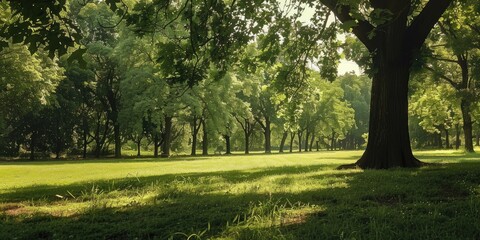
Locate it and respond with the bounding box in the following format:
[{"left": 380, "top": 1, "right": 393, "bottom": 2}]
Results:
[{"left": 1, "top": 150, "right": 480, "bottom": 239}]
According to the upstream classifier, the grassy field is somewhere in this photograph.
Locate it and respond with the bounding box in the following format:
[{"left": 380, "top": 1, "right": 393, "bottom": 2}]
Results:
[{"left": 1, "top": 150, "right": 480, "bottom": 239}]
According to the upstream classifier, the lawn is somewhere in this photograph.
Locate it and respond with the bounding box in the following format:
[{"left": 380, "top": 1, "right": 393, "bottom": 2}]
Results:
[{"left": 1, "top": 150, "right": 480, "bottom": 239}]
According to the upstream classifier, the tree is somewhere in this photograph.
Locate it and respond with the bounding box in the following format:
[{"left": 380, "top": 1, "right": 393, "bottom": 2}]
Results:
[
  {"left": 317, "top": 0, "right": 453, "bottom": 168},
  {"left": 422, "top": 1, "right": 480, "bottom": 152}
]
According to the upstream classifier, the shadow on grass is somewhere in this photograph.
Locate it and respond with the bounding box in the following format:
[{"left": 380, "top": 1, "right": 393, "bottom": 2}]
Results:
[{"left": 2, "top": 162, "right": 480, "bottom": 239}]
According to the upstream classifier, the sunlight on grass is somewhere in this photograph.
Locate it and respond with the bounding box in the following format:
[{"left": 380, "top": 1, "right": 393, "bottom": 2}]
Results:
[{"left": 1, "top": 150, "right": 480, "bottom": 239}]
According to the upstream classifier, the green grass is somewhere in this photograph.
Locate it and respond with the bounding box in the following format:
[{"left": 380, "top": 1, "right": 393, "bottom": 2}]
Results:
[{"left": 1, "top": 150, "right": 480, "bottom": 239}]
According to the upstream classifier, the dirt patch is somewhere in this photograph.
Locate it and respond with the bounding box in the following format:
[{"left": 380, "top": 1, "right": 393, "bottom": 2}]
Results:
[{"left": 1, "top": 203, "right": 32, "bottom": 216}]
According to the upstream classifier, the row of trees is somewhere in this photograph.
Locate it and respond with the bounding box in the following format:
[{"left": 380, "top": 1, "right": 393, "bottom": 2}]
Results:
[{"left": 1, "top": 0, "right": 479, "bottom": 168}]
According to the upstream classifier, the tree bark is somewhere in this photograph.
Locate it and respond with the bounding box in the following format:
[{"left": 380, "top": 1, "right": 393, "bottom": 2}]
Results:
[
  {"left": 279, "top": 131, "right": 288, "bottom": 153},
  {"left": 161, "top": 116, "right": 172, "bottom": 158}
]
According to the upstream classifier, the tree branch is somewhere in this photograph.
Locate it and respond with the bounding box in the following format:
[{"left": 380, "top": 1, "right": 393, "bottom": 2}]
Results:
[
  {"left": 319, "top": 0, "right": 376, "bottom": 52},
  {"left": 424, "top": 65, "right": 459, "bottom": 89},
  {"left": 407, "top": 0, "right": 453, "bottom": 50}
]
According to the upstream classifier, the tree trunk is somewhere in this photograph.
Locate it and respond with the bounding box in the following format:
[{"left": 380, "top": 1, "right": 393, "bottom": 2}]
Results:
[
  {"left": 161, "top": 116, "right": 172, "bottom": 158},
  {"left": 297, "top": 131, "right": 303, "bottom": 152},
  {"left": 460, "top": 99, "right": 474, "bottom": 152},
  {"left": 82, "top": 120, "right": 88, "bottom": 159},
  {"left": 191, "top": 116, "right": 200, "bottom": 156},
  {"left": 455, "top": 124, "right": 461, "bottom": 150},
  {"left": 445, "top": 129, "right": 450, "bottom": 149},
  {"left": 153, "top": 133, "right": 160, "bottom": 158},
  {"left": 244, "top": 128, "right": 250, "bottom": 154},
  {"left": 356, "top": 44, "right": 420, "bottom": 168},
  {"left": 289, "top": 132, "right": 294, "bottom": 153},
  {"left": 304, "top": 130, "right": 310, "bottom": 152},
  {"left": 30, "top": 133, "right": 35, "bottom": 160},
  {"left": 114, "top": 123, "right": 121, "bottom": 158},
  {"left": 264, "top": 118, "right": 271, "bottom": 153},
  {"left": 330, "top": 130, "right": 336, "bottom": 151},
  {"left": 202, "top": 118, "right": 208, "bottom": 156},
  {"left": 136, "top": 139, "right": 141, "bottom": 157},
  {"left": 224, "top": 135, "right": 231, "bottom": 154},
  {"left": 316, "top": 140, "right": 319, "bottom": 151},
  {"left": 309, "top": 133, "right": 315, "bottom": 152},
  {"left": 437, "top": 132, "right": 443, "bottom": 149},
  {"left": 279, "top": 131, "right": 288, "bottom": 153}
]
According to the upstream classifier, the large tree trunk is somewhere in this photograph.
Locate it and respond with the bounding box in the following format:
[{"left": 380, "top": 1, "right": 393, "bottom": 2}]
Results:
[
  {"left": 460, "top": 99, "right": 474, "bottom": 152},
  {"left": 356, "top": 40, "right": 420, "bottom": 168},
  {"left": 279, "top": 131, "right": 288, "bottom": 153},
  {"left": 161, "top": 116, "right": 172, "bottom": 158},
  {"left": 244, "top": 129, "right": 250, "bottom": 154}
]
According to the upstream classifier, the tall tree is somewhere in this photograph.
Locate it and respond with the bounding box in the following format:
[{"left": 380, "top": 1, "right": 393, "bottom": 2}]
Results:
[{"left": 318, "top": 0, "right": 453, "bottom": 168}]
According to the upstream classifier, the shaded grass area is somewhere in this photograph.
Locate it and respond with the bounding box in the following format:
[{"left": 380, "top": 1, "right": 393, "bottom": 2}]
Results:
[{"left": 1, "top": 150, "right": 480, "bottom": 239}]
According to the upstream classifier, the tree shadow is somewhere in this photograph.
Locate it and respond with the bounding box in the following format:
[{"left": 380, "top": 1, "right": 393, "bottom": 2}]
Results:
[{"left": 2, "top": 162, "right": 480, "bottom": 239}]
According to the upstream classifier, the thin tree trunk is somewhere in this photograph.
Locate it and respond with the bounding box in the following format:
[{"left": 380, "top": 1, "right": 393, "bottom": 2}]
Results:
[
  {"left": 460, "top": 99, "right": 474, "bottom": 152},
  {"left": 245, "top": 128, "right": 250, "bottom": 154},
  {"left": 153, "top": 133, "right": 160, "bottom": 158},
  {"left": 224, "top": 135, "right": 231, "bottom": 154},
  {"left": 297, "top": 131, "right": 303, "bottom": 152},
  {"left": 202, "top": 118, "right": 208, "bottom": 156},
  {"left": 136, "top": 139, "right": 141, "bottom": 157},
  {"left": 114, "top": 123, "right": 121, "bottom": 158},
  {"left": 279, "top": 131, "right": 288, "bottom": 153},
  {"left": 264, "top": 118, "right": 271, "bottom": 153},
  {"left": 304, "top": 130, "right": 310, "bottom": 152},
  {"left": 289, "top": 132, "right": 294, "bottom": 153},
  {"left": 191, "top": 116, "right": 200, "bottom": 156},
  {"left": 30, "top": 133, "right": 35, "bottom": 160},
  {"left": 309, "top": 133, "right": 315, "bottom": 152},
  {"left": 445, "top": 129, "right": 450, "bottom": 149},
  {"left": 455, "top": 124, "right": 461, "bottom": 150},
  {"left": 161, "top": 116, "right": 172, "bottom": 158}
]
